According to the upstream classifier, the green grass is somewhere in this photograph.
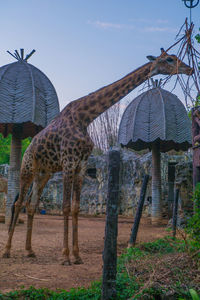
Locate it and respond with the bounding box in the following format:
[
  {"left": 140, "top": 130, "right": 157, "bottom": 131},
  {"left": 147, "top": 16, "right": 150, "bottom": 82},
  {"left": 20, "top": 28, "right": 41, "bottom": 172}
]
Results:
[{"left": 0, "top": 283, "right": 102, "bottom": 300}]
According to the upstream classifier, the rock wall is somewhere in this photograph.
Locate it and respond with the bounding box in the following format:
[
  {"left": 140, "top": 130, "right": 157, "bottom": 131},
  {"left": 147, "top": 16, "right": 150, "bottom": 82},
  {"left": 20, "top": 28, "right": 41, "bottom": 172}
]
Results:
[
  {"left": 39, "top": 150, "right": 193, "bottom": 216},
  {"left": 0, "top": 150, "right": 193, "bottom": 216}
]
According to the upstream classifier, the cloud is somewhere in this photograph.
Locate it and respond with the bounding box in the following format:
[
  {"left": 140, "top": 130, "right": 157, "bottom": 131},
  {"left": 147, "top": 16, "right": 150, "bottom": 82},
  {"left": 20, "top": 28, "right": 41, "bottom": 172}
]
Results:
[
  {"left": 143, "top": 26, "right": 177, "bottom": 33},
  {"left": 88, "top": 20, "right": 176, "bottom": 34},
  {"left": 156, "top": 19, "right": 169, "bottom": 24},
  {"left": 129, "top": 18, "right": 169, "bottom": 24},
  {"left": 88, "top": 20, "right": 135, "bottom": 30}
]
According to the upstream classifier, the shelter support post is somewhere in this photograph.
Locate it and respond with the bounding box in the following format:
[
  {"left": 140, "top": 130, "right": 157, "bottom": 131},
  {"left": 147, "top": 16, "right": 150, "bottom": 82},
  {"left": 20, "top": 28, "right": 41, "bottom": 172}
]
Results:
[
  {"left": 151, "top": 143, "right": 162, "bottom": 225},
  {"left": 5, "top": 125, "right": 22, "bottom": 225}
]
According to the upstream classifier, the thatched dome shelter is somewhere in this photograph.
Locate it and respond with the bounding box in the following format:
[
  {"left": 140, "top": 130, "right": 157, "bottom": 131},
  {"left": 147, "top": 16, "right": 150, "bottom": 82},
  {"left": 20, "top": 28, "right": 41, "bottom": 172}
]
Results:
[
  {"left": 0, "top": 49, "right": 59, "bottom": 138},
  {"left": 118, "top": 87, "right": 192, "bottom": 152},
  {"left": 0, "top": 49, "right": 60, "bottom": 223},
  {"left": 118, "top": 87, "right": 192, "bottom": 225}
]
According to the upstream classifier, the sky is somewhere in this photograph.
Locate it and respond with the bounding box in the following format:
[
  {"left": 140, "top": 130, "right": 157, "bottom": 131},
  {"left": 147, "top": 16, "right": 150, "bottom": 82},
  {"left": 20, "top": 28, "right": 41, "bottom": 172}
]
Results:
[{"left": 0, "top": 0, "right": 199, "bottom": 111}]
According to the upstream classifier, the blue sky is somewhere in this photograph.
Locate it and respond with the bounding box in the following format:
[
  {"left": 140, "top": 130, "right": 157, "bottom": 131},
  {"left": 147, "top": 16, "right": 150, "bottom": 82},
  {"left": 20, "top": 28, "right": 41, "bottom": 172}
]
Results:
[{"left": 0, "top": 0, "right": 199, "bottom": 110}]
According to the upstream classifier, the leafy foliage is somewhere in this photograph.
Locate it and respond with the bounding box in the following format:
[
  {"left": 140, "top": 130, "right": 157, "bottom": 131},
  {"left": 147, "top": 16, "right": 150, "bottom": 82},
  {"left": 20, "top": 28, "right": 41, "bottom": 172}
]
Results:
[
  {"left": 0, "top": 282, "right": 102, "bottom": 300},
  {"left": 195, "top": 28, "right": 200, "bottom": 44},
  {"left": 186, "top": 183, "right": 200, "bottom": 252},
  {"left": 187, "top": 28, "right": 200, "bottom": 118},
  {"left": 179, "top": 289, "right": 200, "bottom": 300},
  {"left": 138, "top": 236, "right": 186, "bottom": 254},
  {"left": 0, "top": 134, "right": 31, "bottom": 164}
]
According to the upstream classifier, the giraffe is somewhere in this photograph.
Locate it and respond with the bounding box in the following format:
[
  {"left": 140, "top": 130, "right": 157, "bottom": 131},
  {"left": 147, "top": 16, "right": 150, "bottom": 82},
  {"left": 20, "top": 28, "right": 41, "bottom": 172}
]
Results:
[{"left": 3, "top": 49, "right": 193, "bottom": 265}]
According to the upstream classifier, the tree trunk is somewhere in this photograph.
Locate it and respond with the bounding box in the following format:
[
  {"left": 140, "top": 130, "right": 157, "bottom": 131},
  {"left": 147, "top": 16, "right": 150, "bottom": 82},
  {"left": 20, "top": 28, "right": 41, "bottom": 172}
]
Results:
[
  {"left": 151, "top": 143, "right": 162, "bottom": 225},
  {"left": 5, "top": 126, "right": 22, "bottom": 225}
]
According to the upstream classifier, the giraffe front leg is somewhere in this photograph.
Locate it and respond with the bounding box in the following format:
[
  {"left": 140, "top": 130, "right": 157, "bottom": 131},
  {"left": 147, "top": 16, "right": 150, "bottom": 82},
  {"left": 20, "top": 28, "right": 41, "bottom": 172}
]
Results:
[
  {"left": 25, "top": 211, "right": 36, "bottom": 257},
  {"left": 62, "top": 170, "right": 73, "bottom": 266},
  {"left": 71, "top": 165, "right": 86, "bottom": 264},
  {"left": 72, "top": 199, "right": 82, "bottom": 264},
  {"left": 62, "top": 213, "right": 71, "bottom": 265}
]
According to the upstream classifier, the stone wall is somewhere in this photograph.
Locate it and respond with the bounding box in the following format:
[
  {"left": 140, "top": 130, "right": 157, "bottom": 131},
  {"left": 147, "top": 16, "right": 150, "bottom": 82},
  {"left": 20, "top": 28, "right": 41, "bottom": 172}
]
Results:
[
  {"left": 35, "top": 150, "right": 194, "bottom": 216},
  {"left": 0, "top": 150, "right": 193, "bottom": 216}
]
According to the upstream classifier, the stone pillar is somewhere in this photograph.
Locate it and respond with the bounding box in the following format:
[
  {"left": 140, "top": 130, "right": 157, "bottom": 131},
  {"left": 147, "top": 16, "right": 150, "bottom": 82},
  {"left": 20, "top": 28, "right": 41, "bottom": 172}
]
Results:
[
  {"left": 5, "top": 126, "right": 22, "bottom": 225},
  {"left": 151, "top": 143, "right": 162, "bottom": 225}
]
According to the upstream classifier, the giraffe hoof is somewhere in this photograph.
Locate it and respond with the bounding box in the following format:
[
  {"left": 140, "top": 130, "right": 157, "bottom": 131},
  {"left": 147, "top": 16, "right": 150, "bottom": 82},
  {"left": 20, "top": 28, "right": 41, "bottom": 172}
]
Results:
[
  {"left": 2, "top": 252, "right": 10, "bottom": 258},
  {"left": 73, "top": 257, "right": 83, "bottom": 265},
  {"left": 27, "top": 251, "right": 36, "bottom": 258},
  {"left": 61, "top": 259, "right": 71, "bottom": 266}
]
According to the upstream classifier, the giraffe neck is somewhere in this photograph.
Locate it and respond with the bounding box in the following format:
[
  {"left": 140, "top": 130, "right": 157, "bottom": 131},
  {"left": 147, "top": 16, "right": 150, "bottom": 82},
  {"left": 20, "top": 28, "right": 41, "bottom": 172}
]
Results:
[{"left": 63, "top": 62, "right": 153, "bottom": 127}]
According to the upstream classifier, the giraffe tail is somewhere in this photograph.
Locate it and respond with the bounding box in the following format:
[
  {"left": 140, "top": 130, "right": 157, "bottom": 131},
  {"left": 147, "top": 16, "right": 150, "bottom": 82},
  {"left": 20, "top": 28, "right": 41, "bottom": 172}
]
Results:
[{"left": 8, "top": 193, "right": 19, "bottom": 233}]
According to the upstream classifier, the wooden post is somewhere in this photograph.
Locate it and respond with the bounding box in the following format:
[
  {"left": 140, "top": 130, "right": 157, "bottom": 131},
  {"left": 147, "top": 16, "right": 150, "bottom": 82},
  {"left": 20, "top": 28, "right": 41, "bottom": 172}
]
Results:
[
  {"left": 172, "top": 188, "right": 179, "bottom": 238},
  {"left": 128, "top": 174, "right": 149, "bottom": 247},
  {"left": 167, "top": 162, "right": 176, "bottom": 219},
  {"left": 102, "top": 150, "right": 120, "bottom": 300}
]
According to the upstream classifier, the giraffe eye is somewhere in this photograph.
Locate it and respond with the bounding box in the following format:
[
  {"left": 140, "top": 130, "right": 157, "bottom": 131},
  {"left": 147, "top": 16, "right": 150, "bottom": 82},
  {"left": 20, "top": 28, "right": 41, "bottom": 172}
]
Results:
[{"left": 166, "top": 57, "right": 174, "bottom": 63}]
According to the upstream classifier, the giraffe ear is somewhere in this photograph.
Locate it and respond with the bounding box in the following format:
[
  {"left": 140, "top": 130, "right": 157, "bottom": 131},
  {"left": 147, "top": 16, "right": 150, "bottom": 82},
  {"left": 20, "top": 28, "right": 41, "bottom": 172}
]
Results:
[{"left": 146, "top": 55, "right": 156, "bottom": 62}]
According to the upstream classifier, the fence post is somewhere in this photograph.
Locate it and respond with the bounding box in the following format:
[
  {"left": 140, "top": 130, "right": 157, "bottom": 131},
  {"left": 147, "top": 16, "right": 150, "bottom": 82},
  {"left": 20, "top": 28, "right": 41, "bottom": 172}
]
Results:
[
  {"left": 102, "top": 150, "right": 120, "bottom": 300},
  {"left": 172, "top": 188, "right": 179, "bottom": 238},
  {"left": 128, "top": 174, "right": 149, "bottom": 247}
]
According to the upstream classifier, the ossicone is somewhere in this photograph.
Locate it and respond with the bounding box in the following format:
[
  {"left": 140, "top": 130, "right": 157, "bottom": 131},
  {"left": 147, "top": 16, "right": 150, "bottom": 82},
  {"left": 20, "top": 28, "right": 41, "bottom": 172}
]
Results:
[{"left": 160, "top": 48, "right": 165, "bottom": 53}]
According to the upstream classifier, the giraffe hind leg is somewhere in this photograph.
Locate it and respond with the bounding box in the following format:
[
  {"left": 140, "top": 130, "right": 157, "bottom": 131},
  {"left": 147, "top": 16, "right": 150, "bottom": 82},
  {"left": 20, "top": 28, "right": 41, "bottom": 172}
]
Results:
[
  {"left": 25, "top": 173, "right": 50, "bottom": 257},
  {"left": 2, "top": 179, "right": 32, "bottom": 258},
  {"left": 25, "top": 182, "right": 36, "bottom": 257}
]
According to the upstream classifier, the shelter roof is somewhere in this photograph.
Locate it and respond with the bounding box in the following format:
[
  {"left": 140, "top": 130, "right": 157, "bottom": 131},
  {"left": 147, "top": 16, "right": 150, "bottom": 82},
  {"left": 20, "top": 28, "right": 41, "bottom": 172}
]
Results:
[{"left": 118, "top": 87, "right": 192, "bottom": 152}]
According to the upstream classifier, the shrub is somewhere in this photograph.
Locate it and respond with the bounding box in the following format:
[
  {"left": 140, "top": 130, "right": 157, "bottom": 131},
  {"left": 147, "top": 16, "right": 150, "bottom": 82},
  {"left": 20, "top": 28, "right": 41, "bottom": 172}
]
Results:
[{"left": 186, "top": 183, "right": 200, "bottom": 251}]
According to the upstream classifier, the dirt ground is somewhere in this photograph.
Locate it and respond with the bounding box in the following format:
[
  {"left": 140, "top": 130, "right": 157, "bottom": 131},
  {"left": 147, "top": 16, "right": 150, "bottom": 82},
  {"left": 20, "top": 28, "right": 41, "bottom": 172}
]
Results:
[{"left": 0, "top": 214, "right": 168, "bottom": 293}]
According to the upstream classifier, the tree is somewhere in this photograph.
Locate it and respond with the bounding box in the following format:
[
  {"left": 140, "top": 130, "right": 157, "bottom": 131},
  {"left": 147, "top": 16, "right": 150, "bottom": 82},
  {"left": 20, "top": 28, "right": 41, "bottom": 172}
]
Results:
[
  {"left": 88, "top": 103, "right": 122, "bottom": 153},
  {"left": 0, "top": 134, "right": 31, "bottom": 165}
]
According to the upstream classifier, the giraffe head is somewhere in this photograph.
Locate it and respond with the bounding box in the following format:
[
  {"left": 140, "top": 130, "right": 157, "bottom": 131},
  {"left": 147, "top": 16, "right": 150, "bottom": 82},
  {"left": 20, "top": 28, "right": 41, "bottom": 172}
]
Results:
[{"left": 147, "top": 48, "right": 193, "bottom": 77}]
